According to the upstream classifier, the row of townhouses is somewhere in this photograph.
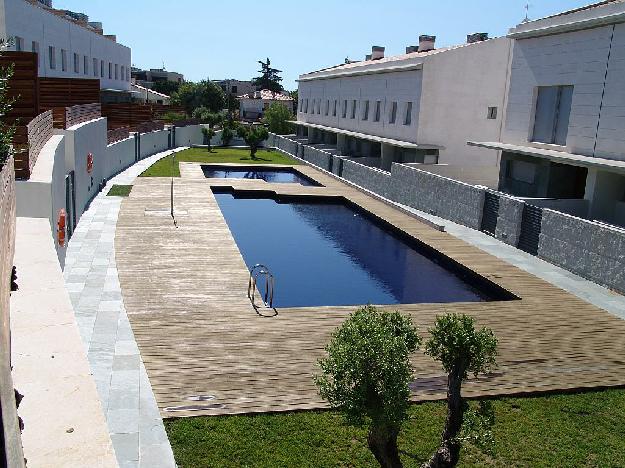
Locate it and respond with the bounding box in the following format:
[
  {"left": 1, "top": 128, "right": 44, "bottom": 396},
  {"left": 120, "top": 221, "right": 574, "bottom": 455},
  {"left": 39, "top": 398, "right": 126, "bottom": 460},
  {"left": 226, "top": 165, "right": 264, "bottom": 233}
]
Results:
[
  {"left": 0, "top": 0, "right": 131, "bottom": 94},
  {"left": 296, "top": 0, "right": 625, "bottom": 228}
]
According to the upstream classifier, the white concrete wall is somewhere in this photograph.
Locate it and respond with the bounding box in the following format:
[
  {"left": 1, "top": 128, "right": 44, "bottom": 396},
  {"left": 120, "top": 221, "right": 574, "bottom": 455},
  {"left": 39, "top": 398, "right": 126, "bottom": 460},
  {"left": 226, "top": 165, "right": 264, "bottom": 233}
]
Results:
[
  {"left": 104, "top": 136, "right": 135, "bottom": 177},
  {"left": 503, "top": 23, "right": 625, "bottom": 160},
  {"left": 139, "top": 130, "right": 169, "bottom": 159},
  {"left": 0, "top": 0, "right": 131, "bottom": 91},
  {"left": 416, "top": 37, "right": 512, "bottom": 167},
  {"left": 64, "top": 117, "right": 107, "bottom": 221},
  {"left": 298, "top": 69, "right": 423, "bottom": 144},
  {"left": 175, "top": 124, "right": 204, "bottom": 147}
]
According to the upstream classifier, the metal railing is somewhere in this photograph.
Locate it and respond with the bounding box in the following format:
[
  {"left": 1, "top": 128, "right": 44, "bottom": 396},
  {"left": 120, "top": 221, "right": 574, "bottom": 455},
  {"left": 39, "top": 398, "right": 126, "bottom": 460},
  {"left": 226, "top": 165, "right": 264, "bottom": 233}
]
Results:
[{"left": 247, "top": 264, "right": 275, "bottom": 309}]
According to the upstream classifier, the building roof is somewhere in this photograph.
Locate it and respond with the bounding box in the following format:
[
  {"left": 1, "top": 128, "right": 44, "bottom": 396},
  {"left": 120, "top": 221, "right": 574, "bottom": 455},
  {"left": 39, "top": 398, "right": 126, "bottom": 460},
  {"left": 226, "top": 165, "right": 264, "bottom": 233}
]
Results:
[
  {"left": 238, "top": 89, "right": 293, "bottom": 101},
  {"left": 468, "top": 141, "right": 625, "bottom": 175},
  {"left": 131, "top": 83, "right": 170, "bottom": 98},
  {"left": 292, "top": 121, "right": 442, "bottom": 150},
  {"left": 508, "top": 0, "right": 625, "bottom": 38}
]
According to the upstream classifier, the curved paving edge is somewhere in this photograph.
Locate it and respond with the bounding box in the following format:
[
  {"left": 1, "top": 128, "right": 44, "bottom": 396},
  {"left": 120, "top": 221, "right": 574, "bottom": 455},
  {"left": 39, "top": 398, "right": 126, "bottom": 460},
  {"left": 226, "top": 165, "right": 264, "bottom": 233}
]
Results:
[{"left": 63, "top": 149, "right": 187, "bottom": 468}]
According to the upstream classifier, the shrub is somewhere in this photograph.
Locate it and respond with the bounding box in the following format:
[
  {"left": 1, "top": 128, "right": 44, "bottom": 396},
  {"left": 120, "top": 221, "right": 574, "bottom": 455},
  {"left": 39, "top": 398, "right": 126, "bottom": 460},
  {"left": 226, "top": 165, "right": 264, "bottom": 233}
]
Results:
[
  {"left": 263, "top": 102, "right": 294, "bottom": 135},
  {"left": 160, "top": 111, "right": 186, "bottom": 123},
  {"left": 315, "top": 305, "right": 421, "bottom": 468}
]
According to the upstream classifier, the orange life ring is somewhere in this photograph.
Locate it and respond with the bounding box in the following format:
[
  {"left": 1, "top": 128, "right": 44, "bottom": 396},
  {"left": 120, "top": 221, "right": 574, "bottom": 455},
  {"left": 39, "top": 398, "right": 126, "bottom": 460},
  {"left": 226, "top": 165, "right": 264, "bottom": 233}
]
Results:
[
  {"left": 87, "top": 152, "right": 94, "bottom": 174},
  {"left": 58, "top": 209, "right": 66, "bottom": 247}
]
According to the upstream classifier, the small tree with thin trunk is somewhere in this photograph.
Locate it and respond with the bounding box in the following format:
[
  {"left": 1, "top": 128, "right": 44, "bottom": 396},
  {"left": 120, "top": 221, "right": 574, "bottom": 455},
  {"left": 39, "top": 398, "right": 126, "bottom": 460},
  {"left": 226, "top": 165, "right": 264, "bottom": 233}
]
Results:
[
  {"left": 236, "top": 124, "right": 268, "bottom": 160},
  {"left": 423, "top": 314, "right": 497, "bottom": 468},
  {"left": 201, "top": 127, "right": 215, "bottom": 152},
  {"left": 315, "top": 305, "right": 421, "bottom": 468}
]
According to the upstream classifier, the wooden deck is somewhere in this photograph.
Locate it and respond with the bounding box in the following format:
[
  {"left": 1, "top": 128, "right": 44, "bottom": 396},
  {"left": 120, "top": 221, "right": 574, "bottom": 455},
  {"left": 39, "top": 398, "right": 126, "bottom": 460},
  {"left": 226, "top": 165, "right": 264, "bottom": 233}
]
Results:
[{"left": 115, "top": 163, "right": 625, "bottom": 418}]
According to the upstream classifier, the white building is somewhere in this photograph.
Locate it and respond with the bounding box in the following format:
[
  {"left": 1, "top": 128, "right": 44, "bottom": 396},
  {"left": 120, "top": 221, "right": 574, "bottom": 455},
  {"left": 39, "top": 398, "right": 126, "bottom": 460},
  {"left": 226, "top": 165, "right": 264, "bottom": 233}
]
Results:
[
  {"left": 296, "top": 34, "right": 512, "bottom": 178},
  {"left": 131, "top": 83, "right": 170, "bottom": 104},
  {"left": 0, "top": 0, "right": 131, "bottom": 91},
  {"left": 470, "top": 0, "right": 625, "bottom": 227},
  {"left": 214, "top": 79, "right": 255, "bottom": 97},
  {"left": 238, "top": 89, "right": 294, "bottom": 120}
]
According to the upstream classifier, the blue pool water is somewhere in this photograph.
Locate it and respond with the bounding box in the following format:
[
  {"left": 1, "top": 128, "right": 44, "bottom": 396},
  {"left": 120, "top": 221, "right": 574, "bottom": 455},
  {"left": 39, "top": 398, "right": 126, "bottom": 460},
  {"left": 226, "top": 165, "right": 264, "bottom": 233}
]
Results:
[
  {"left": 215, "top": 192, "right": 511, "bottom": 308},
  {"left": 202, "top": 165, "right": 319, "bottom": 186}
]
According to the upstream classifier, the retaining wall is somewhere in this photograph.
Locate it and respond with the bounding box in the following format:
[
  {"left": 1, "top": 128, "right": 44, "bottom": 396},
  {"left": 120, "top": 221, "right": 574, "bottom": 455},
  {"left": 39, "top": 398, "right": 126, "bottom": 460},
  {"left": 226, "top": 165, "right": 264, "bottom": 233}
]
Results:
[
  {"left": 539, "top": 210, "right": 625, "bottom": 293},
  {"left": 139, "top": 129, "right": 170, "bottom": 159},
  {"left": 0, "top": 155, "right": 25, "bottom": 468},
  {"left": 391, "top": 164, "right": 486, "bottom": 231},
  {"left": 175, "top": 124, "right": 204, "bottom": 147},
  {"left": 302, "top": 145, "right": 332, "bottom": 171},
  {"left": 493, "top": 193, "right": 524, "bottom": 247},
  {"left": 341, "top": 158, "right": 392, "bottom": 198},
  {"left": 105, "top": 136, "right": 136, "bottom": 178}
]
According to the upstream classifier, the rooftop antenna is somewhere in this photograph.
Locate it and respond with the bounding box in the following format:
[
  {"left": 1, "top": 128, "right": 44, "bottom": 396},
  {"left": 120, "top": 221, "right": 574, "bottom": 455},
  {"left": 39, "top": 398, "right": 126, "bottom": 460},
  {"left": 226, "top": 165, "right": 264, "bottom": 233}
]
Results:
[
  {"left": 523, "top": 1, "right": 531, "bottom": 22},
  {"left": 162, "top": 59, "right": 166, "bottom": 70}
]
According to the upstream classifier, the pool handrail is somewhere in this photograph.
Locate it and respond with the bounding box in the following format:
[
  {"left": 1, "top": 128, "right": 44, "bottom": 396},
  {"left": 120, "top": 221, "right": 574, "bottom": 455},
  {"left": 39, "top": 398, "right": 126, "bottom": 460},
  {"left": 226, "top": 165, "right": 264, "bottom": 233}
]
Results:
[{"left": 247, "top": 264, "right": 275, "bottom": 309}]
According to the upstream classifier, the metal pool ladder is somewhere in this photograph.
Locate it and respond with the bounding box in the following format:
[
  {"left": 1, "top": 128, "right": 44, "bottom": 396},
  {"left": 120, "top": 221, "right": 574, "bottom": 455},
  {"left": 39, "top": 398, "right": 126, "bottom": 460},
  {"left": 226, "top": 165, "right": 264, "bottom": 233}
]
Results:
[{"left": 247, "top": 264, "right": 275, "bottom": 309}]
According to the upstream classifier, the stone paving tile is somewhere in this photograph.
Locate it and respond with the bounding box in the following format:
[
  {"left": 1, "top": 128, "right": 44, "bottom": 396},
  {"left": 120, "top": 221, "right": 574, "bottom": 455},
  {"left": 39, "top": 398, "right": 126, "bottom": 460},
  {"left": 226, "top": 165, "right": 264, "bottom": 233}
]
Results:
[{"left": 64, "top": 150, "right": 181, "bottom": 467}]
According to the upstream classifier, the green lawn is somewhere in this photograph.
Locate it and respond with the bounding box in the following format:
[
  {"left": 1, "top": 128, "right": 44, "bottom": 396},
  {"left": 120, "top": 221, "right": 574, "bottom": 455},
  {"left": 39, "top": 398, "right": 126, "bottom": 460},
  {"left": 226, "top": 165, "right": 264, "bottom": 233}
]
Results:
[
  {"left": 140, "top": 147, "right": 299, "bottom": 177},
  {"left": 165, "top": 389, "right": 625, "bottom": 467},
  {"left": 106, "top": 184, "right": 133, "bottom": 197}
]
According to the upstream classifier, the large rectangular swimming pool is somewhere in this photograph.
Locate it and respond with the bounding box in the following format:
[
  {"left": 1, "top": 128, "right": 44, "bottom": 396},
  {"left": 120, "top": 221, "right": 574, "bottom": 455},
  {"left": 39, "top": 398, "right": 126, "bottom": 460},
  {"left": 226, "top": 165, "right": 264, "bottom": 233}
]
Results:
[
  {"left": 202, "top": 165, "right": 320, "bottom": 186},
  {"left": 214, "top": 191, "right": 515, "bottom": 308}
]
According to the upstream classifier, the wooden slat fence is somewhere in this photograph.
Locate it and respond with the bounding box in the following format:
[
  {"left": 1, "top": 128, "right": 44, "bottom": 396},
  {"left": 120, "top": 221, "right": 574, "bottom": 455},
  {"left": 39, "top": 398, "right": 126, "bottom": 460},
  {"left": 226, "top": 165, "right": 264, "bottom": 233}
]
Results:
[
  {"left": 65, "top": 103, "right": 101, "bottom": 128},
  {"left": 101, "top": 103, "right": 154, "bottom": 130},
  {"left": 135, "top": 121, "right": 164, "bottom": 134},
  {"left": 107, "top": 126, "right": 131, "bottom": 145},
  {"left": 13, "top": 110, "right": 54, "bottom": 179},
  {"left": 38, "top": 77, "right": 100, "bottom": 111}
]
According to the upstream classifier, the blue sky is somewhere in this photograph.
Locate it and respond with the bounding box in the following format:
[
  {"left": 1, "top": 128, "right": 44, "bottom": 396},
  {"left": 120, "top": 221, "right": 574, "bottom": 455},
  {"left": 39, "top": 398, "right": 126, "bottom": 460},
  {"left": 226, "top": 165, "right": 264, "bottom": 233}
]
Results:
[{"left": 57, "top": 0, "right": 591, "bottom": 90}]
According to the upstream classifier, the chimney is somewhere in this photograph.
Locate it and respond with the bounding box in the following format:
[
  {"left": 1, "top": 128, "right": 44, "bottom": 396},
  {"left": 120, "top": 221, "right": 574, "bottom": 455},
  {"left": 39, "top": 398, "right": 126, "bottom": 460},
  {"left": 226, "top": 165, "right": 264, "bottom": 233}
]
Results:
[
  {"left": 467, "top": 32, "right": 489, "bottom": 44},
  {"left": 365, "top": 54, "right": 372, "bottom": 60},
  {"left": 371, "top": 46, "right": 385, "bottom": 60},
  {"left": 405, "top": 45, "right": 419, "bottom": 54},
  {"left": 418, "top": 35, "right": 436, "bottom": 52}
]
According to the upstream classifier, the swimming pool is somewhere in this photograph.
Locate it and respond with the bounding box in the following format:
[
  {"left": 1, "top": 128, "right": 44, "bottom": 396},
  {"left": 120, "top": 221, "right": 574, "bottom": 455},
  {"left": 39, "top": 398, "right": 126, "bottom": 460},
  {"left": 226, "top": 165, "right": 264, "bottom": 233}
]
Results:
[
  {"left": 214, "top": 190, "right": 515, "bottom": 308},
  {"left": 201, "top": 165, "right": 320, "bottom": 186}
]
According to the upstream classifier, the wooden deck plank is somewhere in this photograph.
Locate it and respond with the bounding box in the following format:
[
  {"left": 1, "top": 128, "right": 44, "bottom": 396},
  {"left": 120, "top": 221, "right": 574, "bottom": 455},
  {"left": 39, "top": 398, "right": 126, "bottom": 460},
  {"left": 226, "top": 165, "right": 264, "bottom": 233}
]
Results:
[{"left": 115, "top": 163, "right": 625, "bottom": 418}]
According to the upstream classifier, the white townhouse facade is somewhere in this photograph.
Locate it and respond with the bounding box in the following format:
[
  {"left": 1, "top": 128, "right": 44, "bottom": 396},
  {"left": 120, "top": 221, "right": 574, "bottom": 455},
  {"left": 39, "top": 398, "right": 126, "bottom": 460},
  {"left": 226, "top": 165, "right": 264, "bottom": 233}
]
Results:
[
  {"left": 296, "top": 34, "right": 512, "bottom": 177},
  {"left": 471, "top": 0, "right": 625, "bottom": 227},
  {"left": 0, "top": 0, "right": 131, "bottom": 92},
  {"left": 238, "top": 89, "right": 294, "bottom": 120}
]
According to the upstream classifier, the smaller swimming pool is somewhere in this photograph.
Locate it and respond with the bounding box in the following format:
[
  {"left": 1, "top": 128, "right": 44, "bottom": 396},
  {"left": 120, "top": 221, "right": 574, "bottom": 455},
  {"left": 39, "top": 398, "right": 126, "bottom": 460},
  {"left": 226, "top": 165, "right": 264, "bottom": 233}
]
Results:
[{"left": 201, "top": 165, "right": 320, "bottom": 186}]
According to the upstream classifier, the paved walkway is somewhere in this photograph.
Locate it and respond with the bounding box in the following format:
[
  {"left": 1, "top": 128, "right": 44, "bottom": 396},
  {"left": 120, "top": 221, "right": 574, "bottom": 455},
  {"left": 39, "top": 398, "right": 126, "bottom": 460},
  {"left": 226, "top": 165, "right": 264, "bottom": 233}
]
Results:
[{"left": 63, "top": 149, "right": 186, "bottom": 468}]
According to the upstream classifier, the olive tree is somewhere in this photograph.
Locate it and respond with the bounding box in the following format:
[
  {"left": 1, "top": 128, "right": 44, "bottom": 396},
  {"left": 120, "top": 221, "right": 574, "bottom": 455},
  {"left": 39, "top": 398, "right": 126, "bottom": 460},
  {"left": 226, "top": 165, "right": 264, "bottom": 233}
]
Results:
[
  {"left": 315, "top": 305, "right": 421, "bottom": 468},
  {"left": 221, "top": 126, "right": 234, "bottom": 147},
  {"left": 201, "top": 127, "right": 215, "bottom": 152},
  {"left": 423, "top": 314, "right": 497, "bottom": 468},
  {"left": 236, "top": 124, "right": 268, "bottom": 160}
]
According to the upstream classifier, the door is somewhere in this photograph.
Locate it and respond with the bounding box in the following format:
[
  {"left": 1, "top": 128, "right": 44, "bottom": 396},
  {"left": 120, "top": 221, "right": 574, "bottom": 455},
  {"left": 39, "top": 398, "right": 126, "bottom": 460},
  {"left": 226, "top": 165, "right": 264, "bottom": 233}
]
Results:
[{"left": 65, "top": 171, "right": 76, "bottom": 240}]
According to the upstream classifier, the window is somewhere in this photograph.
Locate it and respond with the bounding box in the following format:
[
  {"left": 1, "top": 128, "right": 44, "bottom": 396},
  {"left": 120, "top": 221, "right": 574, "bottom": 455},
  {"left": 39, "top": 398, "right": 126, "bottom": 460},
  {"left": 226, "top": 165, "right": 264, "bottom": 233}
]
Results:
[
  {"left": 506, "top": 160, "right": 536, "bottom": 184},
  {"left": 316, "top": 100, "right": 321, "bottom": 114},
  {"left": 310, "top": 99, "right": 315, "bottom": 114},
  {"left": 61, "top": 49, "right": 67, "bottom": 71},
  {"left": 362, "top": 100, "right": 369, "bottom": 121},
  {"left": 48, "top": 46, "right": 56, "bottom": 69},
  {"left": 333, "top": 100, "right": 337, "bottom": 117},
  {"left": 108, "top": 62, "right": 112, "bottom": 79},
  {"left": 121, "top": 65, "right": 125, "bottom": 80},
  {"left": 84, "top": 55, "right": 89, "bottom": 75},
  {"left": 404, "top": 102, "right": 413, "bottom": 125},
  {"left": 487, "top": 107, "right": 498, "bottom": 119},
  {"left": 100, "top": 60, "right": 104, "bottom": 78},
  {"left": 232, "top": 85, "right": 237, "bottom": 93},
  {"left": 342, "top": 100, "right": 347, "bottom": 118},
  {"left": 93, "top": 58, "right": 98, "bottom": 77},
  {"left": 374, "top": 101, "right": 381, "bottom": 122},
  {"left": 15, "top": 36, "right": 24, "bottom": 51},
  {"left": 304, "top": 99, "right": 308, "bottom": 113},
  {"left": 325, "top": 100, "right": 329, "bottom": 116},
  {"left": 389, "top": 101, "right": 397, "bottom": 124},
  {"left": 115, "top": 64, "right": 119, "bottom": 80},
  {"left": 532, "top": 85, "right": 573, "bottom": 146},
  {"left": 73, "top": 53, "right": 79, "bottom": 73},
  {"left": 350, "top": 100, "right": 357, "bottom": 119}
]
